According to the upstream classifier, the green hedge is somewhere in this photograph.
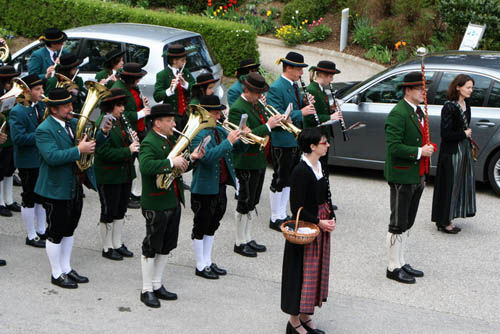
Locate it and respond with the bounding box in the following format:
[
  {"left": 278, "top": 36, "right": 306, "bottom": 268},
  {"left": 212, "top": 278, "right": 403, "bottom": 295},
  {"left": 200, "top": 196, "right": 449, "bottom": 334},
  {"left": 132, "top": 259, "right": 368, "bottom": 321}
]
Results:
[
  {"left": 0, "top": 0, "right": 259, "bottom": 76},
  {"left": 282, "top": 0, "right": 332, "bottom": 25}
]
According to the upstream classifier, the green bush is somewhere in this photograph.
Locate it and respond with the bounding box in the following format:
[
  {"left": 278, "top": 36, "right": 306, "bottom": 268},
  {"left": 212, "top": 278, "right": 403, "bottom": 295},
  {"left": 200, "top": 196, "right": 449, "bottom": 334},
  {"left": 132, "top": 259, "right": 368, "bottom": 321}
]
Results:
[
  {"left": 352, "top": 17, "right": 376, "bottom": 49},
  {"left": 364, "top": 44, "right": 393, "bottom": 64},
  {"left": 374, "top": 18, "right": 402, "bottom": 49},
  {"left": 0, "top": 0, "right": 258, "bottom": 76},
  {"left": 281, "top": 0, "right": 332, "bottom": 25},
  {"left": 305, "top": 24, "right": 332, "bottom": 43}
]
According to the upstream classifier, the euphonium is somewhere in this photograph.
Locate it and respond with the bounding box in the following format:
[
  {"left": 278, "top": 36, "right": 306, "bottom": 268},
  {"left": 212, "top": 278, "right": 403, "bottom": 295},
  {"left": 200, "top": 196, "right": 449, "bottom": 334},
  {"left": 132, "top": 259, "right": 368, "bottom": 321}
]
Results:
[
  {"left": 0, "top": 39, "right": 9, "bottom": 63},
  {"left": 73, "top": 81, "right": 110, "bottom": 171},
  {"left": 216, "top": 120, "right": 269, "bottom": 151},
  {"left": 1, "top": 77, "right": 31, "bottom": 107},
  {"left": 258, "top": 100, "right": 301, "bottom": 138},
  {"left": 156, "top": 105, "right": 216, "bottom": 190}
]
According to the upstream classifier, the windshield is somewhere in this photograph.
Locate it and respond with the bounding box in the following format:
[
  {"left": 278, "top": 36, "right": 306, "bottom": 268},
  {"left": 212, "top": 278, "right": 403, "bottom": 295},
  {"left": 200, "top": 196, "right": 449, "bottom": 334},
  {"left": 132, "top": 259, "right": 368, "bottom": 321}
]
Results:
[
  {"left": 338, "top": 67, "right": 394, "bottom": 99},
  {"left": 163, "top": 36, "right": 216, "bottom": 73}
]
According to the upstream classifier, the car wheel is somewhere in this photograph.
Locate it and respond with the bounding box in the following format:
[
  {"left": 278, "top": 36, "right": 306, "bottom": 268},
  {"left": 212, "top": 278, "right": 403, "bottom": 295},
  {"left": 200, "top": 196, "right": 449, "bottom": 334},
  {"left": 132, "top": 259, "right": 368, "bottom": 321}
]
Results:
[{"left": 487, "top": 150, "right": 500, "bottom": 196}]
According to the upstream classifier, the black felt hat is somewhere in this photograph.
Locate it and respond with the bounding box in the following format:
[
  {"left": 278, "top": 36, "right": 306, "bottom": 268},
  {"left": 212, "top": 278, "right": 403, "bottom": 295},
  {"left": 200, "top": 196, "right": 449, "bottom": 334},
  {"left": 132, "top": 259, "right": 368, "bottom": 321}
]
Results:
[
  {"left": 101, "top": 88, "right": 127, "bottom": 104},
  {"left": 104, "top": 49, "right": 125, "bottom": 64},
  {"left": 45, "top": 88, "right": 73, "bottom": 106},
  {"left": 243, "top": 72, "right": 269, "bottom": 93},
  {"left": 120, "top": 62, "right": 147, "bottom": 78},
  {"left": 194, "top": 73, "right": 219, "bottom": 87},
  {"left": 39, "top": 28, "right": 67, "bottom": 44},
  {"left": 0, "top": 65, "right": 20, "bottom": 79},
  {"left": 276, "top": 52, "right": 308, "bottom": 68},
  {"left": 147, "top": 104, "right": 176, "bottom": 120},
  {"left": 21, "top": 74, "right": 46, "bottom": 89},
  {"left": 399, "top": 71, "right": 431, "bottom": 90},
  {"left": 200, "top": 95, "right": 226, "bottom": 111},
  {"left": 57, "top": 53, "right": 82, "bottom": 71},
  {"left": 311, "top": 60, "right": 340, "bottom": 74},
  {"left": 164, "top": 43, "right": 188, "bottom": 57},
  {"left": 237, "top": 58, "right": 260, "bottom": 72}
]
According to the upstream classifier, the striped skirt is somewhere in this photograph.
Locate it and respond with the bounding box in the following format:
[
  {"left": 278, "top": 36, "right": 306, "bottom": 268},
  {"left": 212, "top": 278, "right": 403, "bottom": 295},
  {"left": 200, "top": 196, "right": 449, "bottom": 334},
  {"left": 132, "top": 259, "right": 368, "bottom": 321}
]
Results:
[{"left": 449, "top": 139, "right": 476, "bottom": 220}]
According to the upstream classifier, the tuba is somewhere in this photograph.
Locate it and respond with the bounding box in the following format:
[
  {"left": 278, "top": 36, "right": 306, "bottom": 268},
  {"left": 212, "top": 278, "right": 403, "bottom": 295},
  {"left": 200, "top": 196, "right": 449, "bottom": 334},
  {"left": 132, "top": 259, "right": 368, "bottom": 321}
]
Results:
[
  {"left": 1, "top": 77, "right": 31, "bottom": 107},
  {"left": 73, "top": 81, "right": 110, "bottom": 171},
  {"left": 0, "top": 39, "right": 9, "bottom": 63},
  {"left": 258, "top": 100, "right": 301, "bottom": 138},
  {"left": 216, "top": 120, "right": 269, "bottom": 151},
  {"left": 156, "top": 105, "right": 216, "bottom": 190}
]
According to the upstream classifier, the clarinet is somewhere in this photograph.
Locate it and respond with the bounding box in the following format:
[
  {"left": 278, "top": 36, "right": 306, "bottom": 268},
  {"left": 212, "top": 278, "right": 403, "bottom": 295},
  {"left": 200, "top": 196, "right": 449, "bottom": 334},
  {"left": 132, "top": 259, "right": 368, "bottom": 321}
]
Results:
[
  {"left": 299, "top": 76, "right": 320, "bottom": 126},
  {"left": 121, "top": 113, "right": 140, "bottom": 145},
  {"left": 329, "top": 83, "right": 348, "bottom": 142}
]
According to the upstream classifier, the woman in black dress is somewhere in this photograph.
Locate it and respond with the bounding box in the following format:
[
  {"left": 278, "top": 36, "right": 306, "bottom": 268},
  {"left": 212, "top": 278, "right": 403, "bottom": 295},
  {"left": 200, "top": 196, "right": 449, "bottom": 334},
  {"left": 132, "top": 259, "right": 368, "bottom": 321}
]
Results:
[
  {"left": 431, "top": 74, "right": 476, "bottom": 233},
  {"left": 281, "top": 127, "right": 336, "bottom": 334}
]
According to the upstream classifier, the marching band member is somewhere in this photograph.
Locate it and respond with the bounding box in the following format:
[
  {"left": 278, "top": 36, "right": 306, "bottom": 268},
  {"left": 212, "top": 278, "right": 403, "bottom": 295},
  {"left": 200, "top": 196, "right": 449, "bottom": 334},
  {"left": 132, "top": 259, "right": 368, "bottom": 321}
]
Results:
[
  {"left": 138, "top": 104, "right": 204, "bottom": 308},
  {"left": 35, "top": 88, "right": 112, "bottom": 289},
  {"left": 95, "top": 49, "right": 125, "bottom": 88},
  {"left": 153, "top": 44, "right": 195, "bottom": 132},
  {"left": 228, "top": 72, "right": 283, "bottom": 257},
  {"left": 0, "top": 124, "right": 7, "bottom": 265},
  {"left": 227, "top": 58, "right": 260, "bottom": 107},
  {"left": 190, "top": 95, "right": 244, "bottom": 278},
  {"left": 111, "top": 62, "right": 151, "bottom": 209},
  {"left": 267, "top": 52, "right": 315, "bottom": 232},
  {"left": 95, "top": 89, "right": 137, "bottom": 261},
  {"left": 190, "top": 73, "right": 219, "bottom": 105},
  {"left": 9, "top": 74, "right": 47, "bottom": 247},
  {"left": 0, "top": 66, "right": 22, "bottom": 217},
  {"left": 28, "top": 28, "right": 67, "bottom": 80}
]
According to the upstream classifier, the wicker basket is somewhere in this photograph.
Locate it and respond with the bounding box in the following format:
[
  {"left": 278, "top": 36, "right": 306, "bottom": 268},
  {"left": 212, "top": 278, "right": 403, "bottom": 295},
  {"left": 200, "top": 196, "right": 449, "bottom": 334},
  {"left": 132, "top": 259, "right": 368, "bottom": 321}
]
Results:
[{"left": 280, "top": 207, "right": 320, "bottom": 245}]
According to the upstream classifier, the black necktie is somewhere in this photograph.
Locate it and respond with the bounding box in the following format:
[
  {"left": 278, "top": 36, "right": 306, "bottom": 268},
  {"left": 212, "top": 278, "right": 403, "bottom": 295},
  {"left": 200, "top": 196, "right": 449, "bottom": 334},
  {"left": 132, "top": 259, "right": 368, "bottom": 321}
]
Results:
[
  {"left": 292, "top": 82, "right": 301, "bottom": 108},
  {"left": 34, "top": 104, "right": 41, "bottom": 123},
  {"left": 65, "top": 121, "right": 74, "bottom": 140},
  {"left": 416, "top": 106, "right": 424, "bottom": 122},
  {"left": 52, "top": 52, "right": 58, "bottom": 61}
]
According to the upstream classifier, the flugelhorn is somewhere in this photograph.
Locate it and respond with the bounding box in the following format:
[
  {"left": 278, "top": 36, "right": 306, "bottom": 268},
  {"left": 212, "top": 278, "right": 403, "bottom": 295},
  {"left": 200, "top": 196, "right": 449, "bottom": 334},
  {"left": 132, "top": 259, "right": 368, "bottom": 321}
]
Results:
[
  {"left": 216, "top": 120, "right": 269, "bottom": 151},
  {"left": 258, "top": 99, "right": 301, "bottom": 138}
]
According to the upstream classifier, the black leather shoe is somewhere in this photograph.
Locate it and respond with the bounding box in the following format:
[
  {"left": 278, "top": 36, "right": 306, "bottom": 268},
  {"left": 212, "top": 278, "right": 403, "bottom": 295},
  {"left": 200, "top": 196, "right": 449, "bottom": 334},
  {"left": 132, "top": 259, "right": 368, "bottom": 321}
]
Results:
[
  {"left": 13, "top": 174, "right": 21, "bottom": 186},
  {"left": 386, "top": 268, "right": 416, "bottom": 284},
  {"left": 115, "top": 244, "right": 133, "bottom": 257},
  {"left": 286, "top": 322, "right": 305, "bottom": 334},
  {"left": 233, "top": 243, "right": 257, "bottom": 257},
  {"left": 332, "top": 204, "right": 338, "bottom": 211},
  {"left": 402, "top": 264, "right": 424, "bottom": 277},
  {"left": 51, "top": 274, "right": 78, "bottom": 289},
  {"left": 0, "top": 259, "right": 6, "bottom": 266},
  {"left": 195, "top": 266, "right": 219, "bottom": 279},
  {"left": 141, "top": 291, "right": 160, "bottom": 308},
  {"left": 6, "top": 202, "right": 21, "bottom": 212},
  {"left": 153, "top": 286, "right": 178, "bottom": 300},
  {"left": 437, "top": 225, "right": 460, "bottom": 234},
  {"left": 127, "top": 199, "right": 140, "bottom": 209},
  {"left": 300, "top": 319, "right": 325, "bottom": 334},
  {"left": 210, "top": 263, "right": 227, "bottom": 276},
  {"left": 247, "top": 240, "right": 266, "bottom": 252},
  {"left": 25, "top": 236, "right": 45, "bottom": 248},
  {"left": 102, "top": 248, "right": 123, "bottom": 261},
  {"left": 66, "top": 269, "right": 89, "bottom": 283},
  {"left": 0, "top": 206, "right": 12, "bottom": 217},
  {"left": 269, "top": 219, "right": 283, "bottom": 232},
  {"left": 37, "top": 232, "right": 48, "bottom": 240}
]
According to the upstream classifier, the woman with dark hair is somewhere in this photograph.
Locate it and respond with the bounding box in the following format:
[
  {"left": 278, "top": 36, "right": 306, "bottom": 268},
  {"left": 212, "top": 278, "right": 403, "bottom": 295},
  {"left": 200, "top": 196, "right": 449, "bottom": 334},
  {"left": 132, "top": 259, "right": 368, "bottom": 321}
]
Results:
[
  {"left": 431, "top": 74, "right": 476, "bottom": 234},
  {"left": 190, "top": 72, "right": 219, "bottom": 105},
  {"left": 96, "top": 49, "right": 125, "bottom": 88},
  {"left": 281, "top": 127, "right": 335, "bottom": 334}
]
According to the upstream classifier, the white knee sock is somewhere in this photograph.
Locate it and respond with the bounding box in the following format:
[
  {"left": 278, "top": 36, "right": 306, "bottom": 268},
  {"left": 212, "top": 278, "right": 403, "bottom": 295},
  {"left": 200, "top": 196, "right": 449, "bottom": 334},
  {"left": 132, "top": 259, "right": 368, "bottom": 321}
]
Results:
[
  {"left": 202, "top": 235, "right": 214, "bottom": 267},
  {"left": 60, "top": 236, "right": 74, "bottom": 274},
  {"left": 131, "top": 161, "right": 142, "bottom": 197},
  {"left": 269, "top": 190, "right": 282, "bottom": 222},
  {"left": 0, "top": 181, "right": 4, "bottom": 206},
  {"left": 400, "top": 232, "right": 408, "bottom": 266},
  {"left": 2, "top": 176, "right": 13, "bottom": 205},
  {"left": 21, "top": 207, "right": 37, "bottom": 240},
  {"left": 193, "top": 239, "right": 205, "bottom": 271},
  {"left": 152, "top": 254, "right": 169, "bottom": 290},
  {"left": 280, "top": 187, "right": 290, "bottom": 220},
  {"left": 244, "top": 212, "right": 252, "bottom": 243},
  {"left": 34, "top": 203, "right": 46, "bottom": 235},
  {"left": 141, "top": 255, "right": 156, "bottom": 293},
  {"left": 235, "top": 212, "right": 246, "bottom": 246},
  {"left": 45, "top": 240, "right": 62, "bottom": 279},
  {"left": 112, "top": 218, "right": 124, "bottom": 249},
  {"left": 387, "top": 232, "right": 402, "bottom": 272},
  {"left": 99, "top": 223, "right": 113, "bottom": 251}
]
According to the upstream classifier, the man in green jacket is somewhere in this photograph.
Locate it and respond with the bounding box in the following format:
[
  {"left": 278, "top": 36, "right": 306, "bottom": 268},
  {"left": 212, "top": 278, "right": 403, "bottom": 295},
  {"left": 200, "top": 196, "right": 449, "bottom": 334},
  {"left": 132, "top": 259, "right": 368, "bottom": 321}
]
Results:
[
  {"left": 28, "top": 28, "right": 67, "bottom": 80},
  {"left": 229, "top": 72, "right": 283, "bottom": 257},
  {"left": 138, "top": 103, "right": 204, "bottom": 308},
  {"left": 384, "top": 72, "right": 435, "bottom": 284}
]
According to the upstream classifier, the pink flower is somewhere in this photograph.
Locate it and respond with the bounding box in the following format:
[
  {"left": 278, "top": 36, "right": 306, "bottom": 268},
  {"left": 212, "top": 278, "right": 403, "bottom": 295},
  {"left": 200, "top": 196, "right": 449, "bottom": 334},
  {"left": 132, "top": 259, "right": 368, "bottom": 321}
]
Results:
[{"left": 313, "top": 20, "right": 316, "bottom": 24}]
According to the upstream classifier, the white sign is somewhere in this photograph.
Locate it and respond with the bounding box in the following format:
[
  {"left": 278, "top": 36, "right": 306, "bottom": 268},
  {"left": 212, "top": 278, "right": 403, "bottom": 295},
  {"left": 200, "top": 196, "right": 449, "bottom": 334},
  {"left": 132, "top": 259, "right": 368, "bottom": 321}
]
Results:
[{"left": 459, "top": 23, "right": 486, "bottom": 51}]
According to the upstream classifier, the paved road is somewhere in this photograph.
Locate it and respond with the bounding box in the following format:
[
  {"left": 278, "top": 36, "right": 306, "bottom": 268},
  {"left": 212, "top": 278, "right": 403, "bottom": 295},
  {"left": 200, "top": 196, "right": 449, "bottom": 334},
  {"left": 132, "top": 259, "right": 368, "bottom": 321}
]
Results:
[{"left": 0, "top": 165, "right": 499, "bottom": 333}]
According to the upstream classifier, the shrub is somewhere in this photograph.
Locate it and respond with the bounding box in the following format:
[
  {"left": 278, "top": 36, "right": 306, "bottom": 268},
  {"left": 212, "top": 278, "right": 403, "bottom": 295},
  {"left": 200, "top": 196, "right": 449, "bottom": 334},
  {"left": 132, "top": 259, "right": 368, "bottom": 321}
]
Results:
[
  {"left": 0, "top": 0, "right": 258, "bottom": 76},
  {"left": 305, "top": 21, "right": 332, "bottom": 43},
  {"left": 281, "top": 0, "right": 332, "bottom": 25},
  {"left": 352, "top": 17, "right": 376, "bottom": 49},
  {"left": 364, "top": 44, "right": 393, "bottom": 64},
  {"left": 374, "top": 18, "right": 402, "bottom": 49},
  {"left": 275, "top": 25, "right": 305, "bottom": 46}
]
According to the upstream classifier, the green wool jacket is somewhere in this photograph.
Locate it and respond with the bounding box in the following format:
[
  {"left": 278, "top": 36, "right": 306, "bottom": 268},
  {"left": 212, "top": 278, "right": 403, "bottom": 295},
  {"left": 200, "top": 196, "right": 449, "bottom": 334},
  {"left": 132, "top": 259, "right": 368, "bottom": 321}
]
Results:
[
  {"left": 94, "top": 114, "right": 136, "bottom": 185},
  {"left": 45, "top": 75, "right": 85, "bottom": 112},
  {"left": 384, "top": 99, "right": 423, "bottom": 184},
  {"left": 153, "top": 67, "right": 195, "bottom": 116},
  {"left": 228, "top": 96, "right": 270, "bottom": 170},
  {"left": 110, "top": 79, "right": 140, "bottom": 131},
  {"left": 95, "top": 70, "right": 116, "bottom": 89},
  {"left": 227, "top": 76, "right": 245, "bottom": 107},
  {"left": 305, "top": 81, "right": 331, "bottom": 134},
  {"left": 139, "top": 130, "right": 190, "bottom": 210}
]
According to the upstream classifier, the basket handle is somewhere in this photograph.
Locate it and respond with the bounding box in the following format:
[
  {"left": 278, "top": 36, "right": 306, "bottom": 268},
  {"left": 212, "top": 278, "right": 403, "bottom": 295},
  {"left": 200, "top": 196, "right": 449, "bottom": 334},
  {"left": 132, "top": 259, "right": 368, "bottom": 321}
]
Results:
[{"left": 294, "top": 207, "right": 303, "bottom": 233}]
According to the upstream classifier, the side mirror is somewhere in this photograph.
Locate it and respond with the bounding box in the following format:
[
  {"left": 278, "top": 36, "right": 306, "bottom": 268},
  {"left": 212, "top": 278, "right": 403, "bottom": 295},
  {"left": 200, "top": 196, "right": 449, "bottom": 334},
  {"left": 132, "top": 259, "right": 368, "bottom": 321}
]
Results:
[{"left": 350, "top": 94, "right": 361, "bottom": 105}]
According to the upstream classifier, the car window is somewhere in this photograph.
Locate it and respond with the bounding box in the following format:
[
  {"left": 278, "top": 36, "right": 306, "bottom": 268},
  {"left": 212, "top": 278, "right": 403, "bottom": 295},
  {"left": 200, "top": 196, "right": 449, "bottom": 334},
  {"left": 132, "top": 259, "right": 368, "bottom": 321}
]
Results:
[
  {"left": 488, "top": 81, "right": 500, "bottom": 107},
  {"left": 79, "top": 39, "right": 122, "bottom": 72},
  {"left": 434, "top": 72, "right": 491, "bottom": 106},
  {"left": 163, "top": 36, "right": 215, "bottom": 73},
  {"left": 125, "top": 44, "right": 150, "bottom": 67}
]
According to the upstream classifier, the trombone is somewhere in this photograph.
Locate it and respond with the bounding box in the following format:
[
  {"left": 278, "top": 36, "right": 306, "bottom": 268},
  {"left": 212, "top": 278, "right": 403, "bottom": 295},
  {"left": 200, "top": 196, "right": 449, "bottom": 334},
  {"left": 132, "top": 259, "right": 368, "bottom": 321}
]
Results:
[
  {"left": 258, "top": 99, "right": 301, "bottom": 138},
  {"left": 216, "top": 120, "right": 269, "bottom": 151}
]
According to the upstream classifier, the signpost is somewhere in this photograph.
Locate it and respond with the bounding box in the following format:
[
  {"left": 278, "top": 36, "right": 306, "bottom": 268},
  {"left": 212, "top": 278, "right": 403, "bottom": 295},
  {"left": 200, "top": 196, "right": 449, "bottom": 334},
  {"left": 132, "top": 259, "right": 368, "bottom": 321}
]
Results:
[{"left": 459, "top": 23, "right": 486, "bottom": 51}]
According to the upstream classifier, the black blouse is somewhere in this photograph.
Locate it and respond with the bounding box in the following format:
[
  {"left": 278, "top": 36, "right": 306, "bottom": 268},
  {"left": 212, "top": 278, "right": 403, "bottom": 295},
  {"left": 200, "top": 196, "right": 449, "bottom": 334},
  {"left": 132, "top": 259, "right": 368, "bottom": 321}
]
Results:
[{"left": 439, "top": 100, "right": 471, "bottom": 154}]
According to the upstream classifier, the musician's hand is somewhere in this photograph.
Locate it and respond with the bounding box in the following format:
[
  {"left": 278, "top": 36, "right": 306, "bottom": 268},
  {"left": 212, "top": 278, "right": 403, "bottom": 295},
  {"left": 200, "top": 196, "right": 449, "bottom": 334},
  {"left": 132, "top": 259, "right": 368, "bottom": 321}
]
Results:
[
  {"left": 78, "top": 135, "right": 96, "bottom": 153},
  {"left": 169, "top": 79, "right": 177, "bottom": 90},
  {"left": 301, "top": 104, "right": 316, "bottom": 116},
  {"left": 45, "top": 65, "right": 56, "bottom": 78},
  {"left": 69, "top": 88, "right": 79, "bottom": 96},
  {"left": 99, "top": 79, "right": 107, "bottom": 85},
  {"left": 421, "top": 144, "right": 434, "bottom": 157},
  {"left": 0, "top": 38, "right": 5, "bottom": 45},
  {"left": 318, "top": 218, "right": 336, "bottom": 232},
  {"left": 330, "top": 104, "right": 337, "bottom": 112},
  {"left": 241, "top": 126, "right": 251, "bottom": 135},
  {"left": 101, "top": 118, "right": 113, "bottom": 135},
  {"left": 178, "top": 75, "right": 186, "bottom": 86},
  {"left": 330, "top": 111, "right": 343, "bottom": 121},
  {"left": 142, "top": 96, "right": 150, "bottom": 107},
  {"left": 306, "top": 93, "right": 316, "bottom": 104},
  {"left": 0, "top": 132, "right": 8, "bottom": 145},
  {"left": 227, "top": 129, "right": 241, "bottom": 144},
  {"left": 191, "top": 144, "right": 205, "bottom": 161},
  {"left": 465, "top": 128, "right": 472, "bottom": 138},
  {"left": 129, "top": 142, "right": 140, "bottom": 153},
  {"left": 172, "top": 156, "right": 189, "bottom": 172},
  {"left": 108, "top": 74, "right": 117, "bottom": 82},
  {"left": 141, "top": 107, "right": 151, "bottom": 116},
  {"left": 267, "top": 114, "right": 284, "bottom": 129}
]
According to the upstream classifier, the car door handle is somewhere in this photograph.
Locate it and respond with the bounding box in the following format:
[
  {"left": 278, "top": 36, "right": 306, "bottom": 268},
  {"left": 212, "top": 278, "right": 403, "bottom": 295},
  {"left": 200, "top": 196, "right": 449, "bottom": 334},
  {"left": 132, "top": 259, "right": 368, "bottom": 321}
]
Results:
[{"left": 476, "top": 121, "right": 496, "bottom": 127}]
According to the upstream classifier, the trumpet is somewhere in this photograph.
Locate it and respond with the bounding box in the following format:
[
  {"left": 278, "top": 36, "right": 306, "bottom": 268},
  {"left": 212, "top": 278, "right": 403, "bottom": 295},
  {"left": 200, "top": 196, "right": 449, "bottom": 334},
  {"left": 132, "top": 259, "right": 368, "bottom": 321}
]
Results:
[
  {"left": 216, "top": 120, "right": 269, "bottom": 151},
  {"left": 258, "top": 99, "right": 301, "bottom": 138}
]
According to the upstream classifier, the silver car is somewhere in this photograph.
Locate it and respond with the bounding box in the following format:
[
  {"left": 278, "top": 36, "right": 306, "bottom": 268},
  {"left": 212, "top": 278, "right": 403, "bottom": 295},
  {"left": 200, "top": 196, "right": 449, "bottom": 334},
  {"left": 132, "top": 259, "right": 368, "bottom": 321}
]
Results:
[
  {"left": 9, "top": 23, "right": 225, "bottom": 102},
  {"left": 329, "top": 51, "right": 500, "bottom": 194}
]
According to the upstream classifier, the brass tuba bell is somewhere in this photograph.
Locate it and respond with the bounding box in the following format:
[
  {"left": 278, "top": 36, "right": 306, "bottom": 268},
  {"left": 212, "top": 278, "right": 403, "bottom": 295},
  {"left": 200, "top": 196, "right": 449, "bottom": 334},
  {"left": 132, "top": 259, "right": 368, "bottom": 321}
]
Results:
[{"left": 0, "top": 38, "right": 9, "bottom": 63}]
